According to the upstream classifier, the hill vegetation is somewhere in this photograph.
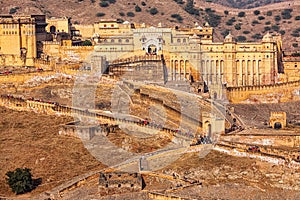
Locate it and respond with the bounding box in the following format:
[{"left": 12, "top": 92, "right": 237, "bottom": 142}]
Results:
[{"left": 0, "top": 0, "right": 298, "bottom": 50}]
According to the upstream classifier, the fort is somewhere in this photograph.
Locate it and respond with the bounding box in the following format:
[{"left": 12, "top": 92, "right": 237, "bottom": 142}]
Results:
[
  {"left": 0, "top": 15, "right": 300, "bottom": 102},
  {"left": 1, "top": 14, "right": 300, "bottom": 199}
]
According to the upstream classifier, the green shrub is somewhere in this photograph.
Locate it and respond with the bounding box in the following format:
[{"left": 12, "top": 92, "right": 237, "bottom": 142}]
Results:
[
  {"left": 149, "top": 8, "right": 158, "bottom": 15},
  {"left": 264, "top": 26, "right": 271, "bottom": 32},
  {"left": 82, "top": 40, "right": 93, "bottom": 46},
  {"left": 6, "top": 168, "right": 33, "bottom": 194},
  {"left": 274, "top": 15, "right": 281, "bottom": 21},
  {"left": 127, "top": 12, "right": 135, "bottom": 17},
  {"left": 265, "top": 21, "right": 271, "bottom": 25},
  {"left": 292, "top": 43, "right": 298, "bottom": 48},
  {"left": 234, "top": 23, "right": 241, "bottom": 30},
  {"left": 281, "top": 9, "right": 292, "bottom": 19},
  {"left": 96, "top": 12, "right": 105, "bottom": 17},
  {"left": 185, "top": 0, "right": 199, "bottom": 15},
  {"left": 205, "top": 12, "right": 221, "bottom": 27},
  {"left": 295, "top": 16, "right": 300, "bottom": 20},
  {"left": 107, "top": 0, "right": 116, "bottom": 3},
  {"left": 279, "top": 30, "right": 285, "bottom": 35},
  {"left": 226, "top": 17, "right": 236, "bottom": 26},
  {"left": 271, "top": 25, "right": 280, "bottom": 31},
  {"left": 9, "top": 7, "right": 19, "bottom": 14},
  {"left": 135, "top": 5, "right": 142, "bottom": 12},
  {"left": 266, "top": 11, "right": 272, "bottom": 16},
  {"left": 237, "top": 35, "right": 247, "bottom": 42},
  {"left": 174, "top": 0, "right": 184, "bottom": 4},
  {"left": 119, "top": 12, "right": 125, "bottom": 16},
  {"left": 141, "top": 1, "right": 146, "bottom": 6},
  {"left": 253, "top": 10, "right": 260, "bottom": 15},
  {"left": 243, "top": 30, "right": 250, "bottom": 34},
  {"left": 252, "top": 20, "right": 260, "bottom": 25},
  {"left": 252, "top": 33, "right": 263, "bottom": 39},
  {"left": 238, "top": 12, "right": 245, "bottom": 17},
  {"left": 99, "top": 1, "right": 109, "bottom": 7},
  {"left": 224, "top": 10, "right": 229, "bottom": 15},
  {"left": 171, "top": 14, "right": 183, "bottom": 22},
  {"left": 258, "top": 16, "right": 265, "bottom": 20}
]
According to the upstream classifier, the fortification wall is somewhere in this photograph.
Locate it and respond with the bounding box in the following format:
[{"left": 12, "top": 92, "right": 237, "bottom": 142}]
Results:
[
  {"left": 227, "top": 80, "right": 300, "bottom": 103},
  {"left": 0, "top": 71, "right": 55, "bottom": 85},
  {"left": 43, "top": 42, "right": 94, "bottom": 62}
]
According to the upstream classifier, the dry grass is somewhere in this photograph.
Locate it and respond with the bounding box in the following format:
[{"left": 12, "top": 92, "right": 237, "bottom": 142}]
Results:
[{"left": 0, "top": 106, "right": 105, "bottom": 197}]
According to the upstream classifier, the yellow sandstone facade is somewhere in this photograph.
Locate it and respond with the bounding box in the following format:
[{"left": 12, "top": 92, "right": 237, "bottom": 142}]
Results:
[
  {"left": 0, "top": 15, "right": 47, "bottom": 66},
  {"left": 1, "top": 16, "right": 300, "bottom": 102}
]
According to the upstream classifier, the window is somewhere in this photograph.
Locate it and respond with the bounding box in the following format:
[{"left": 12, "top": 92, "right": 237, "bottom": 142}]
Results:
[
  {"left": 125, "top": 39, "right": 129, "bottom": 42},
  {"left": 177, "top": 39, "right": 181, "bottom": 43},
  {"left": 295, "top": 64, "right": 298, "bottom": 68},
  {"left": 183, "top": 39, "right": 186, "bottom": 43},
  {"left": 118, "top": 39, "right": 122, "bottom": 43}
]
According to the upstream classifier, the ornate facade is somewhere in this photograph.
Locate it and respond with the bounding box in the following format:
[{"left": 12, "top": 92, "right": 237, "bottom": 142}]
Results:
[
  {"left": 0, "top": 14, "right": 47, "bottom": 66},
  {"left": 90, "top": 20, "right": 284, "bottom": 95}
]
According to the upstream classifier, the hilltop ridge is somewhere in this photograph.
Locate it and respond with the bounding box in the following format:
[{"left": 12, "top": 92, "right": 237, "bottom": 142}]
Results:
[{"left": 0, "top": 0, "right": 299, "bottom": 50}]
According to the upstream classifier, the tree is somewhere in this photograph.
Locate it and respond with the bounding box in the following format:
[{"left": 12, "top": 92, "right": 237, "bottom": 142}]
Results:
[
  {"left": 253, "top": 10, "right": 260, "bottom": 15},
  {"left": 274, "top": 15, "right": 281, "bottom": 21},
  {"left": 234, "top": 23, "right": 241, "bottom": 30},
  {"left": 135, "top": 5, "right": 142, "bottom": 12},
  {"left": 99, "top": 1, "right": 109, "bottom": 7},
  {"left": 185, "top": 0, "right": 199, "bottom": 15},
  {"left": 82, "top": 40, "right": 92, "bottom": 46},
  {"left": 266, "top": 11, "right": 272, "bottom": 16},
  {"left": 237, "top": 35, "right": 247, "bottom": 42},
  {"left": 6, "top": 168, "right": 34, "bottom": 194},
  {"left": 238, "top": 12, "right": 245, "bottom": 17},
  {"left": 171, "top": 14, "right": 183, "bottom": 22},
  {"left": 224, "top": 10, "right": 229, "bottom": 15},
  {"left": 149, "top": 8, "right": 158, "bottom": 15},
  {"left": 96, "top": 12, "right": 105, "bottom": 17},
  {"left": 127, "top": 12, "right": 135, "bottom": 17}
]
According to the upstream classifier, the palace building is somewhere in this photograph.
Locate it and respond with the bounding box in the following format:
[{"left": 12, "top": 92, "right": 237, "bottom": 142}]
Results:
[
  {"left": 90, "top": 19, "right": 284, "bottom": 95},
  {"left": 0, "top": 15, "right": 48, "bottom": 66}
]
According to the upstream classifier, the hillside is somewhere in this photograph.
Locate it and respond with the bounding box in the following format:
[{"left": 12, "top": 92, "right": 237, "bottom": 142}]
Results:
[
  {"left": 0, "top": 0, "right": 299, "bottom": 50},
  {"left": 209, "top": 0, "right": 291, "bottom": 9}
]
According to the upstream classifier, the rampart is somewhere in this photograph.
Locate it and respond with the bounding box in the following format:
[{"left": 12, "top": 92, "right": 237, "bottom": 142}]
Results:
[
  {"left": 227, "top": 80, "right": 300, "bottom": 103},
  {"left": 42, "top": 42, "right": 94, "bottom": 62},
  {"left": 0, "top": 94, "right": 199, "bottom": 141},
  {"left": 0, "top": 71, "right": 56, "bottom": 85},
  {"left": 218, "top": 140, "right": 300, "bottom": 162}
]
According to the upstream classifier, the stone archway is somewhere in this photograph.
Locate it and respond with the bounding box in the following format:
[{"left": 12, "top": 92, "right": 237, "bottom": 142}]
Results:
[
  {"left": 147, "top": 44, "right": 157, "bottom": 54},
  {"left": 50, "top": 25, "right": 56, "bottom": 33}
]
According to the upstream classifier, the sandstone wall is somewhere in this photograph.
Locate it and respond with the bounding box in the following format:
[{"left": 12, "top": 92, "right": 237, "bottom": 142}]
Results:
[{"left": 227, "top": 80, "right": 300, "bottom": 103}]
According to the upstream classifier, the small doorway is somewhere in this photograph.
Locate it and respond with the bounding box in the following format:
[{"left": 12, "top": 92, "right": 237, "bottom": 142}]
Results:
[
  {"left": 274, "top": 122, "right": 282, "bottom": 129},
  {"left": 50, "top": 25, "right": 56, "bottom": 33},
  {"left": 147, "top": 44, "right": 157, "bottom": 54}
]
